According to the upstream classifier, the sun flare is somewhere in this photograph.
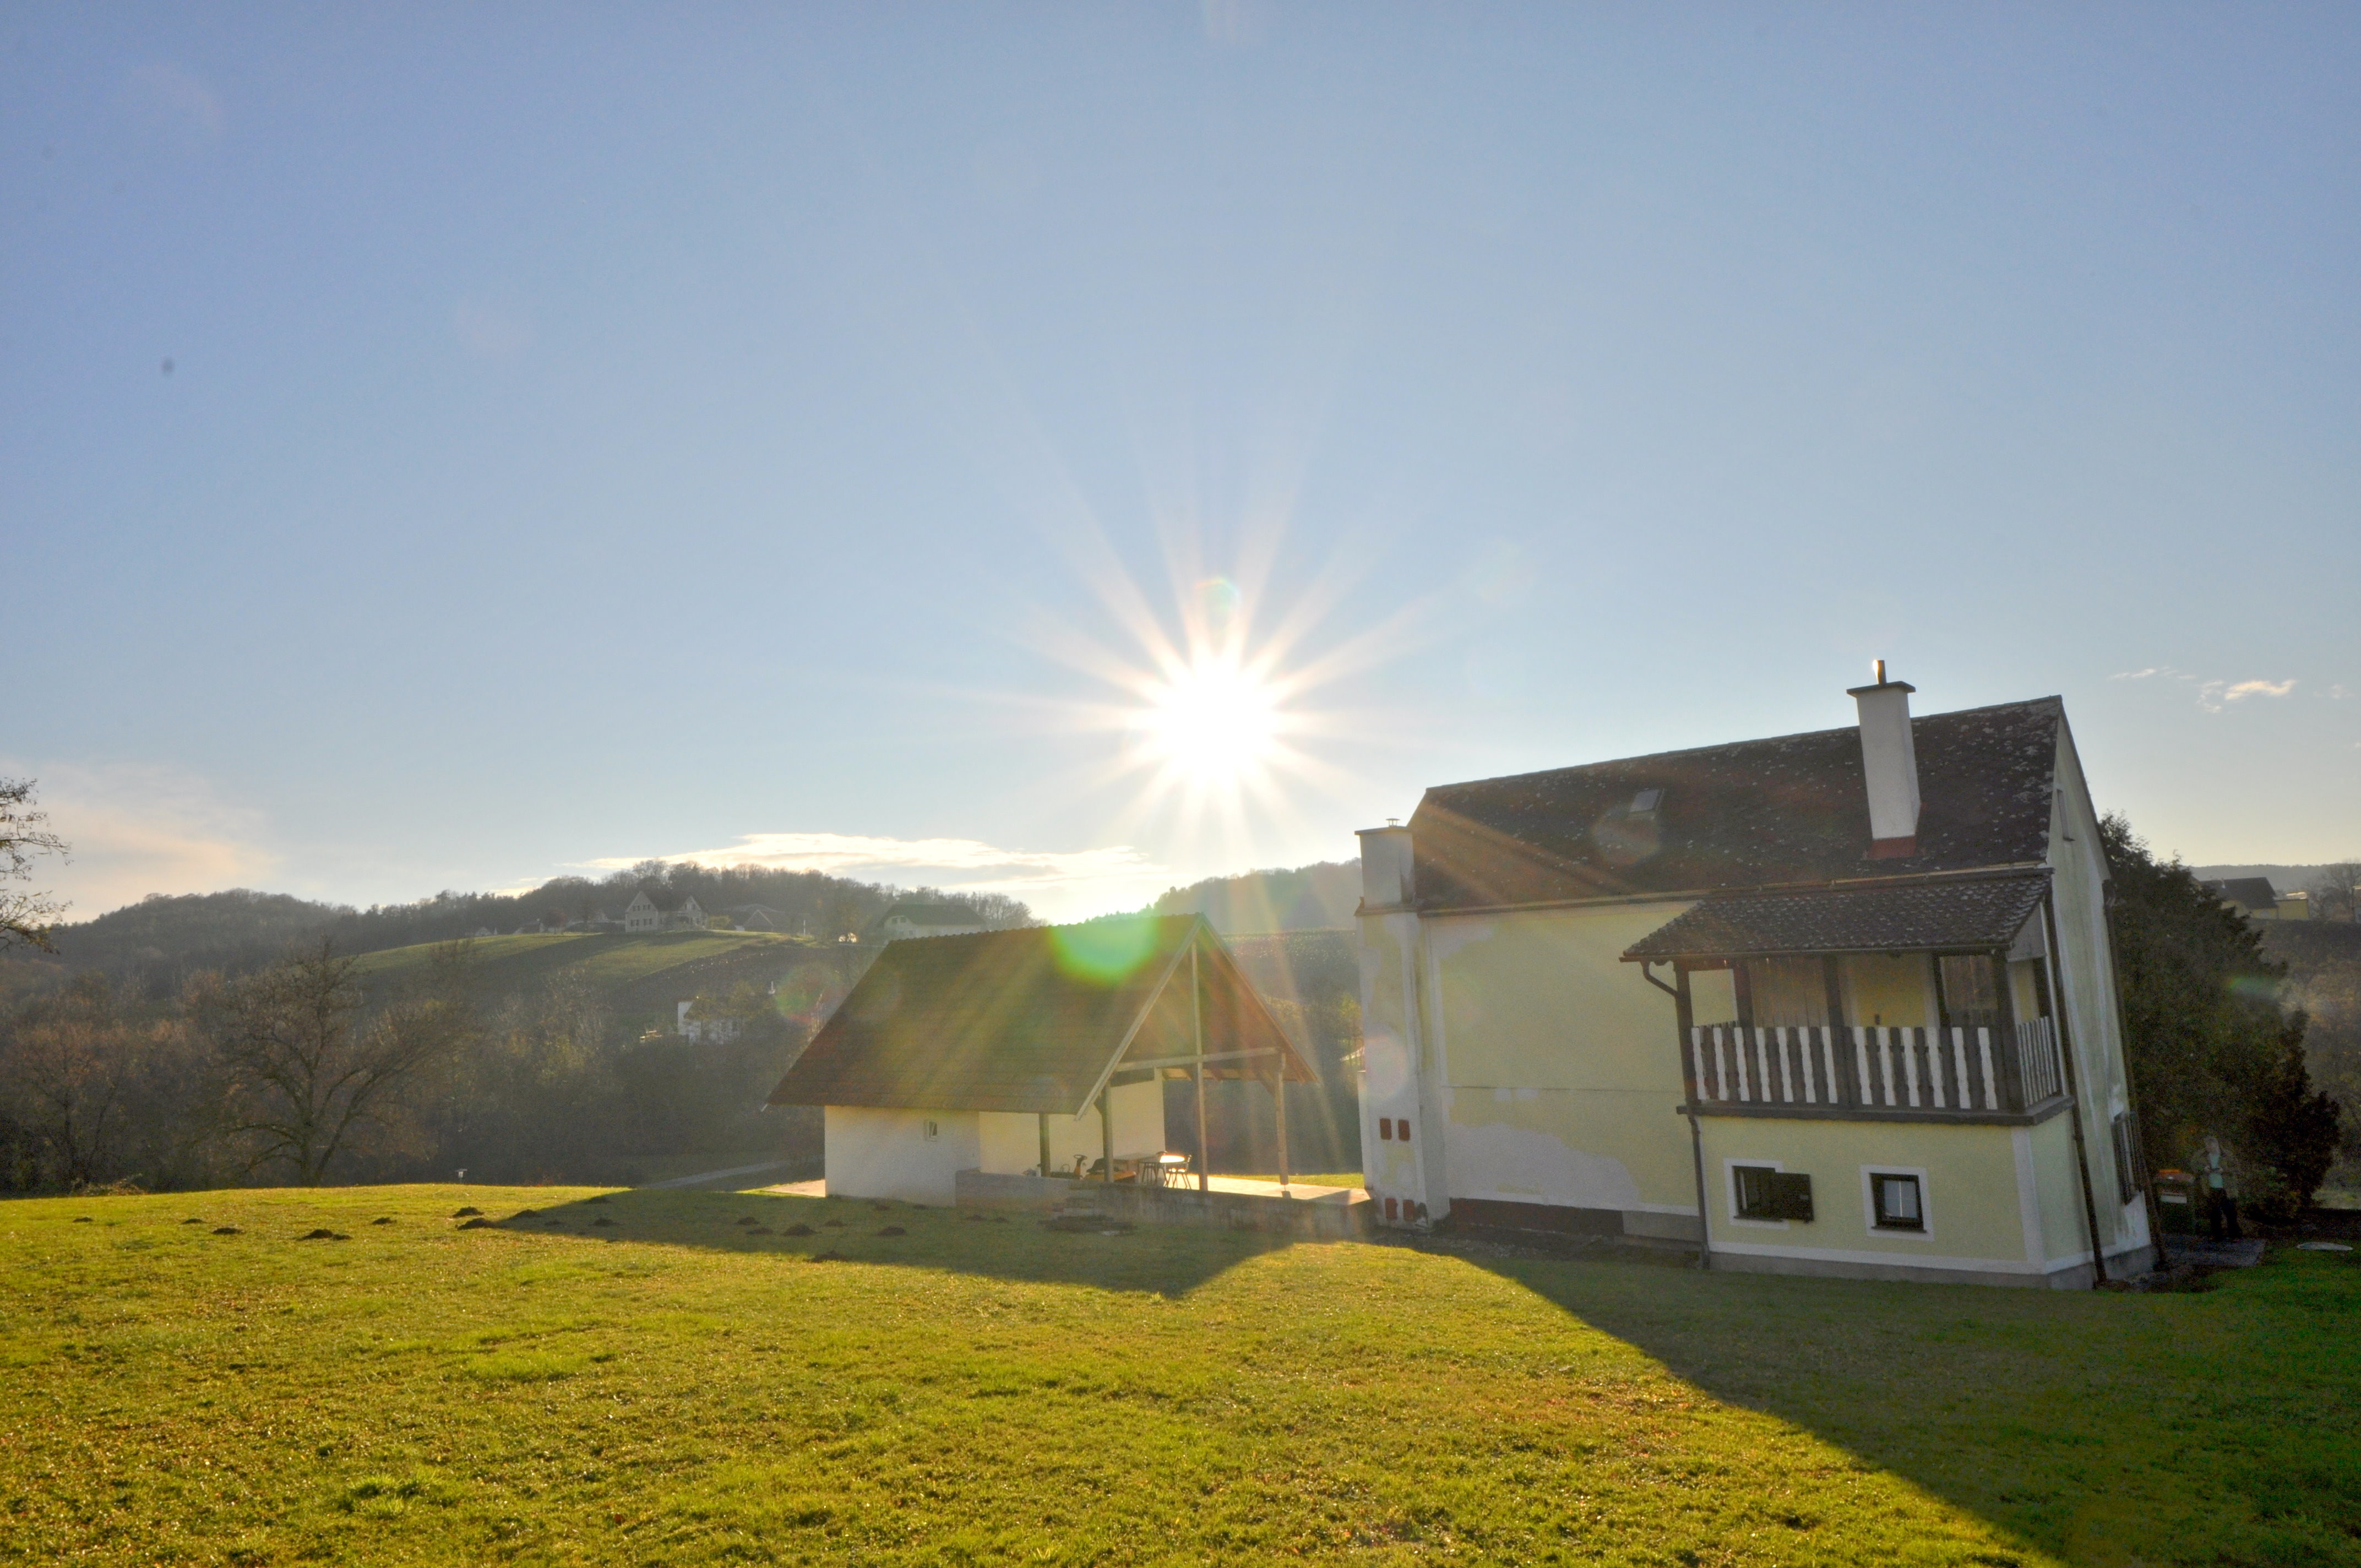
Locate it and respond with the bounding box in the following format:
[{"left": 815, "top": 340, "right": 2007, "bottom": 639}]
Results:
[{"left": 1134, "top": 655, "right": 1285, "bottom": 785}]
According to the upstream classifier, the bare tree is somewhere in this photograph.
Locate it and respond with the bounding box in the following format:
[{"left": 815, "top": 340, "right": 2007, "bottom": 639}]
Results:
[
  {"left": 1, "top": 976, "right": 135, "bottom": 1188},
  {"left": 198, "top": 939, "right": 477, "bottom": 1184},
  {"left": 0, "top": 777, "right": 68, "bottom": 951},
  {"left": 2311, "top": 862, "right": 2361, "bottom": 924}
]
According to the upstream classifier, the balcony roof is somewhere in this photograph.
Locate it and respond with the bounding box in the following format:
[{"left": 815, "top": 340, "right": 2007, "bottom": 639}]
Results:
[{"left": 1622, "top": 873, "right": 2049, "bottom": 962}]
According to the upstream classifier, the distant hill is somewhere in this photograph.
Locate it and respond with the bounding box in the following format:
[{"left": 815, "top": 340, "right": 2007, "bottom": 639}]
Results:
[
  {"left": 1152, "top": 861, "right": 1361, "bottom": 934},
  {"left": 355, "top": 929, "right": 853, "bottom": 1036},
  {"left": 23, "top": 865, "right": 1026, "bottom": 995}
]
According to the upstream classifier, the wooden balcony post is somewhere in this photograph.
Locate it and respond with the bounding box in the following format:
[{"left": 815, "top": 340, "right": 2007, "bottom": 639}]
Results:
[
  {"left": 1673, "top": 963, "right": 1697, "bottom": 1104},
  {"left": 1820, "top": 956, "right": 1852, "bottom": 1107},
  {"left": 1990, "top": 946, "right": 2025, "bottom": 1112}
]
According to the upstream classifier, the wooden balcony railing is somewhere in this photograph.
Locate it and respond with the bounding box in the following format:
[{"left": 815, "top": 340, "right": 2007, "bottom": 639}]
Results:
[{"left": 1685, "top": 1017, "right": 2064, "bottom": 1118}]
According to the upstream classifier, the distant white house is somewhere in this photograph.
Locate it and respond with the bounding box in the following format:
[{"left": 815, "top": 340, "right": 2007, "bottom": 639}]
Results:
[
  {"left": 625, "top": 892, "right": 709, "bottom": 933},
  {"left": 876, "top": 900, "right": 989, "bottom": 943},
  {"left": 677, "top": 999, "right": 744, "bottom": 1043}
]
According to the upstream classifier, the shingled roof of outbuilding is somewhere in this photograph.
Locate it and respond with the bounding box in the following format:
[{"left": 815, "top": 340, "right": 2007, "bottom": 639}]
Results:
[
  {"left": 1408, "top": 698, "right": 2063, "bottom": 912},
  {"left": 2201, "top": 878, "right": 2280, "bottom": 914},
  {"left": 1622, "top": 874, "right": 2050, "bottom": 962},
  {"left": 766, "top": 916, "right": 1312, "bottom": 1117}
]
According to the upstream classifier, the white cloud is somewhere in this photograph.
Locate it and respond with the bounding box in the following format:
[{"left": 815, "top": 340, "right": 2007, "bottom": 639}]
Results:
[
  {"left": 1, "top": 761, "right": 279, "bottom": 922},
  {"left": 2112, "top": 667, "right": 2302, "bottom": 712},
  {"left": 575, "top": 831, "right": 1176, "bottom": 921},
  {"left": 2197, "top": 678, "right": 2296, "bottom": 712}
]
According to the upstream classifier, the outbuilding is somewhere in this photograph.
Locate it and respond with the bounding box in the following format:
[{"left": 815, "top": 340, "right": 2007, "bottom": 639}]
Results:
[{"left": 768, "top": 914, "right": 1315, "bottom": 1205}]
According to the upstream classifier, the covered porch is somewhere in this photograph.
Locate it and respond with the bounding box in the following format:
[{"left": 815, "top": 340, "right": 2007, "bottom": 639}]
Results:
[{"left": 1625, "top": 873, "right": 2075, "bottom": 1121}]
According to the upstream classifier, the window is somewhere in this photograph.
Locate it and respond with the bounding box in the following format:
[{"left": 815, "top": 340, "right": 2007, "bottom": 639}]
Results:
[
  {"left": 1377, "top": 1118, "right": 1392, "bottom": 1141},
  {"left": 1733, "top": 1165, "right": 1814, "bottom": 1222},
  {"left": 1743, "top": 956, "right": 1829, "bottom": 1029},
  {"left": 1935, "top": 954, "right": 2000, "bottom": 1030},
  {"left": 922, "top": 1120, "right": 939, "bottom": 1142},
  {"left": 1870, "top": 1172, "right": 1924, "bottom": 1231},
  {"left": 2111, "top": 1113, "right": 2142, "bottom": 1204}
]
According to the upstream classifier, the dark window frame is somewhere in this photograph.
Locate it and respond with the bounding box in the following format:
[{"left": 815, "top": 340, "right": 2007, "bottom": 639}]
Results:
[
  {"left": 1733, "top": 1164, "right": 1814, "bottom": 1222},
  {"left": 1870, "top": 1171, "right": 1925, "bottom": 1232}
]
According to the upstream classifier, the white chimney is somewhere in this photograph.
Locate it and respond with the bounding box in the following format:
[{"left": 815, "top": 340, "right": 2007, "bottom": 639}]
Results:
[
  {"left": 1847, "top": 660, "right": 1921, "bottom": 859},
  {"left": 1356, "top": 823, "right": 1416, "bottom": 910}
]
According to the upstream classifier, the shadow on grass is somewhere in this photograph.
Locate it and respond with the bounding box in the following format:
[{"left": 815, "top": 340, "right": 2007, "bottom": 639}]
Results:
[
  {"left": 492, "top": 1186, "right": 2361, "bottom": 1565},
  {"left": 492, "top": 1186, "right": 1296, "bottom": 1299}
]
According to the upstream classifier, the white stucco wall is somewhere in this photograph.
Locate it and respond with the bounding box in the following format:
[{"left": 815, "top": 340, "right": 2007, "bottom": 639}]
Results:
[
  {"left": 975, "top": 1081, "right": 1165, "bottom": 1178},
  {"left": 824, "top": 1107, "right": 983, "bottom": 1205}
]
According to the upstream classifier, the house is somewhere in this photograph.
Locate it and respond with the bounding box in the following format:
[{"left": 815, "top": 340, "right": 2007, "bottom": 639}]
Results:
[
  {"left": 624, "top": 891, "right": 709, "bottom": 933},
  {"left": 875, "top": 900, "right": 990, "bottom": 942},
  {"left": 727, "top": 903, "right": 782, "bottom": 932},
  {"left": 766, "top": 916, "right": 1314, "bottom": 1205},
  {"left": 1354, "top": 668, "right": 2155, "bottom": 1288},
  {"left": 677, "top": 999, "right": 744, "bottom": 1044},
  {"left": 2202, "top": 878, "right": 2309, "bottom": 922}
]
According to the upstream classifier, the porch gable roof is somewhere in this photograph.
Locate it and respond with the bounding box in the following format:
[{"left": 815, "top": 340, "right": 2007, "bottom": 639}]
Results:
[{"left": 766, "top": 915, "right": 1312, "bottom": 1117}]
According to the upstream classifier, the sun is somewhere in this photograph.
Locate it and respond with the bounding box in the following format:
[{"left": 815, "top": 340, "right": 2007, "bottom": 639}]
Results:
[{"left": 1134, "top": 654, "right": 1284, "bottom": 786}]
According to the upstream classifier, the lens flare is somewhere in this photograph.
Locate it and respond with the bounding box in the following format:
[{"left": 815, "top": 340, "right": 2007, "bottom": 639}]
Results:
[{"left": 1135, "top": 654, "right": 1283, "bottom": 786}]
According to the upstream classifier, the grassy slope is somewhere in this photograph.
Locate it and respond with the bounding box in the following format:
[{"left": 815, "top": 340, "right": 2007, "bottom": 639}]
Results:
[
  {"left": 350, "top": 931, "right": 837, "bottom": 1032},
  {"left": 352, "top": 930, "right": 796, "bottom": 985},
  {"left": 4, "top": 1188, "right": 2355, "bottom": 1568}
]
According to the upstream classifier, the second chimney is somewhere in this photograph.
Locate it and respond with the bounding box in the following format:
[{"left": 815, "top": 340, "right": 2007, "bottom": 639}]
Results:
[{"left": 1847, "top": 660, "right": 1921, "bottom": 859}]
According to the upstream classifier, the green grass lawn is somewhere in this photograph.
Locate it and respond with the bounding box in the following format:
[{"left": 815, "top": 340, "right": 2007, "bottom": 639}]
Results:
[{"left": 3, "top": 1188, "right": 2354, "bottom": 1567}]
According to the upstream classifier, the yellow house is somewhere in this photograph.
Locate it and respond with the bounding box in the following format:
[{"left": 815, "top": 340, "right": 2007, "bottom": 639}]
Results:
[{"left": 1356, "top": 669, "right": 2155, "bottom": 1288}]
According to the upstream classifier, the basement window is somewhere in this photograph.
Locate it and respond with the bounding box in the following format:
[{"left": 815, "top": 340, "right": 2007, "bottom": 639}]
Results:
[
  {"left": 1871, "top": 1173, "right": 1924, "bottom": 1231},
  {"left": 1734, "top": 1166, "right": 1814, "bottom": 1223}
]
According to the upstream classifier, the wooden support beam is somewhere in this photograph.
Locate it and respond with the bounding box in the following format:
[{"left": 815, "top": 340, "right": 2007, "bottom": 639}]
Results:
[
  {"left": 1116, "top": 1046, "right": 1284, "bottom": 1072},
  {"left": 1100, "top": 1086, "right": 1113, "bottom": 1188},
  {"left": 1038, "top": 1111, "right": 1052, "bottom": 1178},
  {"left": 1192, "top": 935, "right": 1208, "bottom": 1194},
  {"left": 1274, "top": 1057, "right": 1289, "bottom": 1191}
]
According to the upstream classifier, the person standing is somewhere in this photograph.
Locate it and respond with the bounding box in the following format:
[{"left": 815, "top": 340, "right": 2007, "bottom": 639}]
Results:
[{"left": 2202, "top": 1135, "right": 2244, "bottom": 1242}]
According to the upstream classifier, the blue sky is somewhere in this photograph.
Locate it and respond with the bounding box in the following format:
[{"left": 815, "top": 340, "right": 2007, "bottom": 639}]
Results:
[{"left": 7, "top": 4, "right": 2357, "bottom": 922}]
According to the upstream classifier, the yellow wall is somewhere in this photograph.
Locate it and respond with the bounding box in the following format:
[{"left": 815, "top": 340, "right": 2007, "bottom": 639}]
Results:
[
  {"left": 1426, "top": 902, "right": 1700, "bottom": 1217},
  {"left": 1840, "top": 954, "right": 1934, "bottom": 1030},
  {"left": 1700, "top": 1115, "right": 2041, "bottom": 1273}
]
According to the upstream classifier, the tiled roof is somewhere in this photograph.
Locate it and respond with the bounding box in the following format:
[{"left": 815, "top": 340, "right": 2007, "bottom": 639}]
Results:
[
  {"left": 2202, "top": 878, "right": 2279, "bottom": 913},
  {"left": 767, "top": 916, "right": 1311, "bottom": 1115},
  {"left": 1622, "top": 874, "right": 2051, "bottom": 960},
  {"left": 1410, "top": 698, "right": 2063, "bottom": 911}
]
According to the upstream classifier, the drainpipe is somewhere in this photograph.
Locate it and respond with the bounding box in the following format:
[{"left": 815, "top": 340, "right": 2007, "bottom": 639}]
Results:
[
  {"left": 1645, "top": 961, "right": 1711, "bottom": 1272},
  {"left": 2041, "top": 889, "right": 2109, "bottom": 1286},
  {"left": 2100, "top": 878, "right": 2168, "bottom": 1272}
]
